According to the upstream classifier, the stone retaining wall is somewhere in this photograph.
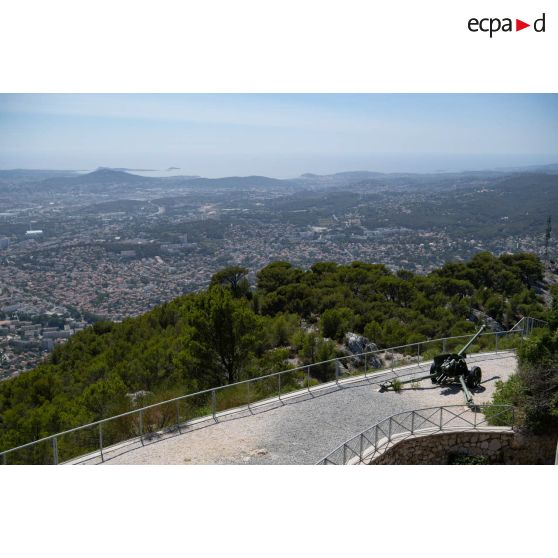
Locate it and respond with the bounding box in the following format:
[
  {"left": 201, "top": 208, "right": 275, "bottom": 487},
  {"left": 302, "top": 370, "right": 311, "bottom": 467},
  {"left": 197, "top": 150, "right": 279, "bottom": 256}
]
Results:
[{"left": 370, "top": 430, "right": 556, "bottom": 465}]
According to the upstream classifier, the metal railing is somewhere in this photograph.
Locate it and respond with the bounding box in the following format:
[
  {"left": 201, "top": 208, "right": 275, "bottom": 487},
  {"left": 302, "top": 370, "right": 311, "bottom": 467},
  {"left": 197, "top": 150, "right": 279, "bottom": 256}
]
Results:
[
  {"left": 508, "top": 316, "right": 547, "bottom": 336},
  {"left": 317, "top": 404, "right": 516, "bottom": 464},
  {"left": 0, "top": 317, "right": 545, "bottom": 465}
]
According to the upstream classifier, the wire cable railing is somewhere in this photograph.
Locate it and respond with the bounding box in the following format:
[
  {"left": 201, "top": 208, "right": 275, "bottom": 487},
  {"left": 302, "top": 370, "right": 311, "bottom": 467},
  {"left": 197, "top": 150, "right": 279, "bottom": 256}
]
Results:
[
  {"left": 0, "top": 316, "right": 546, "bottom": 464},
  {"left": 317, "top": 404, "right": 516, "bottom": 464}
]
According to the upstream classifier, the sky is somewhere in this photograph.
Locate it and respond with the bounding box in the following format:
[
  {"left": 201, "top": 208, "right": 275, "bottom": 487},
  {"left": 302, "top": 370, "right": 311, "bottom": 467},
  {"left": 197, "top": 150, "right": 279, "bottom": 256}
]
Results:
[{"left": 0, "top": 94, "right": 557, "bottom": 177}]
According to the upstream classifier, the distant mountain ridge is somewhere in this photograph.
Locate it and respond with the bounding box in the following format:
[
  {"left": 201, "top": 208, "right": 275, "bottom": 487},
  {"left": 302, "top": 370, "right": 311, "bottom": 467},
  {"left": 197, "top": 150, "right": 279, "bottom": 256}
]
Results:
[
  {"left": 1, "top": 163, "right": 557, "bottom": 194},
  {"left": 6, "top": 169, "right": 296, "bottom": 193},
  {"left": 59, "top": 168, "right": 145, "bottom": 183},
  {"left": 97, "top": 167, "right": 158, "bottom": 172}
]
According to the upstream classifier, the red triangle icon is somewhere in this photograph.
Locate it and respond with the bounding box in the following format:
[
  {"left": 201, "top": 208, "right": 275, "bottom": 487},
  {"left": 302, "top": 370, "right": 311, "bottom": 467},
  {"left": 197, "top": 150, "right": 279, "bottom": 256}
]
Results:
[{"left": 516, "top": 19, "right": 530, "bottom": 31}]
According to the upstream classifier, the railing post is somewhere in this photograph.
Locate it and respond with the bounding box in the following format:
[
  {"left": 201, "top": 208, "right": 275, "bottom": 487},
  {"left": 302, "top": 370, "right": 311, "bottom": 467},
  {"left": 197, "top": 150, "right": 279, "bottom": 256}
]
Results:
[
  {"left": 388, "top": 417, "right": 392, "bottom": 442},
  {"left": 411, "top": 411, "right": 415, "bottom": 435},
  {"left": 99, "top": 423, "right": 104, "bottom": 463},
  {"left": 359, "top": 434, "right": 364, "bottom": 463},
  {"left": 176, "top": 400, "right": 181, "bottom": 432},
  {"left": 139, "top": 409, "right": 144, "bottom": 446},
  {"left": 416, "top": 343, "right": 420, "bottom": 365},
  {"left": 52, "top": 436, "right": 58, "bottom": 465},
  {"left": 495, "top": 333, "right": 499, "bottom": 353},
  {"left": 307, "top": 366, "right": 311, "bottom": 393},
  {"left": 278, "top": 374, "right": 282, "bottom": 401},
  {"left": 390, "top": 351, "right": 394, "bottom": 372},
  {"left": 212, "top": 389, "right": 217, "bottom": 420},
  {"left": 335, "top": 360, "right": 339, "bottom": 384},
  {"left": 343, "top": 444, "right": 347, "bottom": 464},
  {"left": 247, "top": 380, "right": 252, "bottom": 413},
  {"left": 473, "top": 408, "right": 477, "bottom": 429},
  {"left": 364, "top": 353, "right": 367, "bottom": 377},
  {"left": 439, "top": 408, "right": 443, "bottom": 431}
]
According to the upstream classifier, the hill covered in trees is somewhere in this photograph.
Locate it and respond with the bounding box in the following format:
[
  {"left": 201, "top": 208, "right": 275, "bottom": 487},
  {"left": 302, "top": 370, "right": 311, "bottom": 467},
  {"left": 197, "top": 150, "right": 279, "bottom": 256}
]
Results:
[{"left": 0, "top": 252, "right": 547, "bottom": 456}]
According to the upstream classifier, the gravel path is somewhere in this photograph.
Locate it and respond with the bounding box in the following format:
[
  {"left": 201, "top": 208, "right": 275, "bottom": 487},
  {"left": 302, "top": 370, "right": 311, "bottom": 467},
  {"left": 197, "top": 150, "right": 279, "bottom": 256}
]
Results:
[{"left": 92, "top": 352, "right": 516, "bottom": 465}]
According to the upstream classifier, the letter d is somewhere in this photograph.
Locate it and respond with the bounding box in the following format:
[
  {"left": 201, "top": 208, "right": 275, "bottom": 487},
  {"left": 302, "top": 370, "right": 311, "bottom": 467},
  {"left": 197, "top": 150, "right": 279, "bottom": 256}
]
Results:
[{"left": 534, "top": 13, "right": 545, "bottom": 32}]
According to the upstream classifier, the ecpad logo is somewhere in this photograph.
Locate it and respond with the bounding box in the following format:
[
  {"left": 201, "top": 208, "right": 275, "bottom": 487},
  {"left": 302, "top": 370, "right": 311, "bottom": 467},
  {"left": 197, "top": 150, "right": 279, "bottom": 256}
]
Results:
[{"left": 468, "top": 13, "right": 546, "bottom": 37}]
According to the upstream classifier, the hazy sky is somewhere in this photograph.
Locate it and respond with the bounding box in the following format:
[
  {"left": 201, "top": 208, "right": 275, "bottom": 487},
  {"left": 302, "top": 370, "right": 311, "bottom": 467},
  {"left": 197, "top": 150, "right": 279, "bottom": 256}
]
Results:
[{"left": 1, "top": 94, "right": 557, "bottom": 177}]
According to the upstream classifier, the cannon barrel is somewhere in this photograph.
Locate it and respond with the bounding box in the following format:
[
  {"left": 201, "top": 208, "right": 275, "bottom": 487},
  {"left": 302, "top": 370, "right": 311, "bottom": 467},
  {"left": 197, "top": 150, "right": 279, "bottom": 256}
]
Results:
[{"left": 457, "top": 325, "right": 486, "bottom": 356}]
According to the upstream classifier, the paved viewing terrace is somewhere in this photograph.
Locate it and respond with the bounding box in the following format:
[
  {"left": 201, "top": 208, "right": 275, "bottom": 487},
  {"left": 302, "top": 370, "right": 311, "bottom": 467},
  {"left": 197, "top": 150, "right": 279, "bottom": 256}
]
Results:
[{"left": 70, "top": 351, "right": 516, "bottom": 465}]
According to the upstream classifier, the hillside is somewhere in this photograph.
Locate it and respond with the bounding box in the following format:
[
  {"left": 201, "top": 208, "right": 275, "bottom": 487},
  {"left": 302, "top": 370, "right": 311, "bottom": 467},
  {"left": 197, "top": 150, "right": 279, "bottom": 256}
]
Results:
[
  {"left": 359, "top": 172, "right": 558, "bottom": 237},
  {"left": 0, "top": 252, "right": 547, "bottom": 457}
]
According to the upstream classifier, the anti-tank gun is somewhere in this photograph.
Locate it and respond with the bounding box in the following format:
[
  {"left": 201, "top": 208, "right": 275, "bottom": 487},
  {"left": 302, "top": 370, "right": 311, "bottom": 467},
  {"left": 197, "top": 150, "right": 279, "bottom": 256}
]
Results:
[{"left": 379, "top": 325, "right": 486, "bottom": 407}]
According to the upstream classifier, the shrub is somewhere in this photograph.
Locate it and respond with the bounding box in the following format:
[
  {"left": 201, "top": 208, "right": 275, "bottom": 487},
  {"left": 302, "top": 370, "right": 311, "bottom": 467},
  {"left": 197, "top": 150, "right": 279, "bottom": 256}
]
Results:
[
  {"left": 391, "top": 378, "right": 402, "bottom": 393},
  {"left": 487, "top": 328, "right": 558, "bottom": 434},
  {"left": 320, "top": 307, "right": 355, "bottom": 341}
]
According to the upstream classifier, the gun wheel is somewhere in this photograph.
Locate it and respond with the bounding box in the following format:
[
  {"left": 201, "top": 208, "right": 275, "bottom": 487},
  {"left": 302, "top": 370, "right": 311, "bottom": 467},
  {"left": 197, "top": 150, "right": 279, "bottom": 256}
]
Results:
[{"left": 467, "top": 366, "right": 482, "bottom": 389}]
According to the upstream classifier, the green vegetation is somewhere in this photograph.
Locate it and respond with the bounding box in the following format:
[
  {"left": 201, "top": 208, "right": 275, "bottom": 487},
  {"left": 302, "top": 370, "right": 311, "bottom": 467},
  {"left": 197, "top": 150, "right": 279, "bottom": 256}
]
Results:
[
  {"left": 0, "top": 252, "right": 547, "bottom": 462},
  {"left": 391, "top": 379, "right": 402, "bottom": 393},
  {"left": 486, "top": 326, "right": 558, "bottom": 434},
  {"left": 361, "top": 174, "right": 558, "bottom": 240},
  {"left": 209, "top": 266, "right": 251, "bottom": 299},
  {"left": 257, "top": 252, "right": 544, "bottom": 339},
  {"left": 486, "top": 279, "right": 557, "bottom": 434}
]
